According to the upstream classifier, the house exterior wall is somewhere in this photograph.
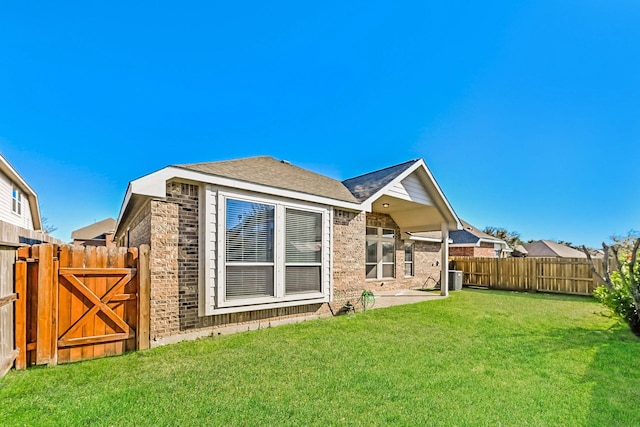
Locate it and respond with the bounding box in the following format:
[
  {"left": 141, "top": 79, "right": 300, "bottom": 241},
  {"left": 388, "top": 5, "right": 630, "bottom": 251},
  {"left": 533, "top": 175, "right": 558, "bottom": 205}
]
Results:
[
  {"left": 365, "top": 212, "right": 442, "bottom": 291},
  {"left": 122, "top": 182, "right": 446, "bottom": 343},
  {"left": 131, "top": 181, "right": 326, "bottom": 343},
  {"left": 0, "top": 170, "right": 34, "bottom": 230},
  {"left": 450, "top": 244, "right": 496, "bottom": 258},
  {"left": 332, "top": 209, "right": 366, "bottom": 291}
]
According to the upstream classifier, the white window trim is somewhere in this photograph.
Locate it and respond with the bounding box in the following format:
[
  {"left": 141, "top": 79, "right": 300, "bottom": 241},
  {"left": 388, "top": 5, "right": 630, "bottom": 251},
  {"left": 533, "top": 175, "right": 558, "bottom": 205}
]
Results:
[
  {"left": 366, "top": 227, "right": 396, "bottom": 280},
  {"left": 201, "top": 189, "right": 331, "bottom": 315},
  {"left": 12, "top": 185, "right": 22, "bottom": 216}
]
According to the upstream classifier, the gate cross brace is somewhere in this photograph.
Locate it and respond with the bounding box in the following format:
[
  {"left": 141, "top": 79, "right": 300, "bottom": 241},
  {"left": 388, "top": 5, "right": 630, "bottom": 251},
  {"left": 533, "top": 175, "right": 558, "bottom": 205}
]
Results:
[{"left": 58, "top": 272, "right": 135, "bottom": 345}]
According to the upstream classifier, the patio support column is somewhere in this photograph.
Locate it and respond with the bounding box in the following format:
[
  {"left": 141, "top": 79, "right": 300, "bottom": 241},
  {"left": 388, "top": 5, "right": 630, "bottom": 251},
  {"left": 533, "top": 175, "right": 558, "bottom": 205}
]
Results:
[{"left": 441, "top": 223, "right": 449, "bottom": 297}]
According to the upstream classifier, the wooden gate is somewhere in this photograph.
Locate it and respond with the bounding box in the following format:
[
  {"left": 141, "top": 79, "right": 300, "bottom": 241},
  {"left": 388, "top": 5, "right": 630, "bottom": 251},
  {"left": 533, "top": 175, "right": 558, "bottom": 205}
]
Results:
[{"left": 14, "top": 244, "right": 150, "bottom": 368}]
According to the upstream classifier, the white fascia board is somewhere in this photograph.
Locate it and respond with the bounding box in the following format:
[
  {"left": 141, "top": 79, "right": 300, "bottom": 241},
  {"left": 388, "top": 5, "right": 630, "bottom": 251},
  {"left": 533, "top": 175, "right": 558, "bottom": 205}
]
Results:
[
  {"left": 114, "top": 183, "right": 134, "bottom": 237},
  {"left": 128, "top": 166, "right": 364, "bottom": 209},
  {"left": 450, "top": 239, "right": 508, "bottom": 248},
  {"left": 408, "top": 235, "right": 443, "bottom": 243},
  {"left": 476, "top": 238, "right": 508, "bottom": 247},
  {"left": 415, "top": 159, "right": 462, "bottom": 230}
]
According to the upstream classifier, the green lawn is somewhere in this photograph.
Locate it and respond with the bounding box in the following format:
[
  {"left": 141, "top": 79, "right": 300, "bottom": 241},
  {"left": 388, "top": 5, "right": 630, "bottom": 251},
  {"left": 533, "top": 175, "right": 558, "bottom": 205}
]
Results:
[{"left": 2, "top": 290, "right": 639, "bottom": 426}]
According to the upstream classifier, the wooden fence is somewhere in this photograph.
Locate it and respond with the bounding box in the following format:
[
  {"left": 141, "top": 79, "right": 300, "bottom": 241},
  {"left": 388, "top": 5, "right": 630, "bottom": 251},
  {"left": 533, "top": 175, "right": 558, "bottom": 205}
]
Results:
[
  {"left": 0, "top": 241, "right": 21, "bottom": 377},
  {"left": 450, "top": 256, "right": 604, "bottom": 296},
  {"left": 12, "top": 244, "right": 150, "bottom": 370}
]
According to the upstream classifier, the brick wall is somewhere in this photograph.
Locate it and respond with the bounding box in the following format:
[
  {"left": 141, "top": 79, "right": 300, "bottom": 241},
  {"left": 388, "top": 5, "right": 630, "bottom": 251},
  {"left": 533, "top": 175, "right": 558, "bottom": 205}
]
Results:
[
  {"left": 450, "top": 246, "right": 475, "bottom": 257},
  {"left": 332, "top": 209, "right": 365, "bottom": 291},
  {"left": 363, "top": 212, "right": 442, "bottom": 291},
  {"left": 144, "top": 181, "right": 326, "bottom": 342},
  {"left": 450, "top": 245, "right": 495, "bottom": 258},
  {"left": 127, "top": 201, "right": 151, "bottom": 247},
  {"left": 149, "top": 199, "right": 180, "bottom": 339}
]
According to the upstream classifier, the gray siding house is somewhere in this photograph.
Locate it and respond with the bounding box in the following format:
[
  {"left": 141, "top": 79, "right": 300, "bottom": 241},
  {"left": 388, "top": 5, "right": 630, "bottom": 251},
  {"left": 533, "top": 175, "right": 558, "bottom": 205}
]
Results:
[{"left": 115, "top": 156, "right": 461, "bottom": 344}]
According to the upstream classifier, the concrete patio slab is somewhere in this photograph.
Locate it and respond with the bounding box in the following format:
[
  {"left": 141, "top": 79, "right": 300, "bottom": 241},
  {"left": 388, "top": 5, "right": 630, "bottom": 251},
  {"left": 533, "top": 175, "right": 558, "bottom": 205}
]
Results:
[{"left": 371, "top": 288, "right": 447, "bottom": 309}]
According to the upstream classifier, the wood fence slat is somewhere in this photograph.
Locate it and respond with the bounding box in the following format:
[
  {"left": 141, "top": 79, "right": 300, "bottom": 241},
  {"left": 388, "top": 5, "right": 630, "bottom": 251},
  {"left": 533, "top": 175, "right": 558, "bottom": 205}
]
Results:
[
  {"left": 50, "top": 259, "right": 59, "bottom": 366},
  {"left": 69, "top": 245, "right": 86, "bottom": 363},
  {"left": 126, "top": 247, "right": 138, "bottom": 352},
  {"left": 36, "top": 244, "right": 54, "bottom": 365},
  {"left": 14, "top": 261, "right": 27, "bottom": 370},
  {"left": 83, "top": 246, "right": 96, "bottom": 361},
  {"left": 57, "top": 246, "right": 71, "bottom": 363},
  {"left": 93, "top": 246, "right": 108, "bottom": 359},
  {"left": 137, "top": 244, "right": 150, "bottom": 350}
]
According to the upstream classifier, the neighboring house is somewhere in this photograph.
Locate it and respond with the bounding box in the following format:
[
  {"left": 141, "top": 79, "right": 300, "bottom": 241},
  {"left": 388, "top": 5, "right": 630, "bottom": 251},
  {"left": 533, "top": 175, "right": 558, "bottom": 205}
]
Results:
[
  {"left": 71, "top": 218, "right": 116, "bottom": 246},
  {"left": 0, "top": 153, "right": 48, "bottom": 244},
  {"left": 114, "top": 156, "right": 461, "bottom": 343},
  {"left": 512, "top": 244, "right": 529, "bottom": 257},
  {"left": 446, "top": 220, "right": 511, "bottom": 258},
  {"left": 523, "top": 240, "right": 587, "bottom": 258}
]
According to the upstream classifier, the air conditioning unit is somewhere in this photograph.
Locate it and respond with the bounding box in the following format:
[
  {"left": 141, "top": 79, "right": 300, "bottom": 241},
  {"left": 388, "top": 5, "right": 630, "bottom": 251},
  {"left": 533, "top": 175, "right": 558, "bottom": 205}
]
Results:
[{"left": 448, "top": 270, "right": 463, "bottom": 291}]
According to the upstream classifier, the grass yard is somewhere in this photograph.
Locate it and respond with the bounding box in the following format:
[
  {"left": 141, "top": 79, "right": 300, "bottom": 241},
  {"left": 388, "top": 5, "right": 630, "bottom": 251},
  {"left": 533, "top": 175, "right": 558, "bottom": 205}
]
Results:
[{"left": 1, "top": 289, "right": 639, "bottom": 426}]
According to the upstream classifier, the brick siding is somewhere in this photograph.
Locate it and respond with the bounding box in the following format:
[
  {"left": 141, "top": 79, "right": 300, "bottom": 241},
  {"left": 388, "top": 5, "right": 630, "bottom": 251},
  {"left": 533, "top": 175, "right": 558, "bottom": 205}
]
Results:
[
  {"left": 332, "top": 209, "right": 366, "bottom": 291},
  {"left": 128, "top": 182, "right": 444, "bottom": 343},
  {"left": 450, "top": 245, "right": 496, "bottom": 258},
  {"left": 364, "top": 212, "right": 442, "bottom": 291}
]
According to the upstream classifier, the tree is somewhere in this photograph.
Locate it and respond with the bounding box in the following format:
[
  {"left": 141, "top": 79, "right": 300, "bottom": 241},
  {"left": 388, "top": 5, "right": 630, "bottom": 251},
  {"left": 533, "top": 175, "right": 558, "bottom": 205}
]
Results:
[
  {"left": 584, "top": 232, "right": 640, "bottom": 337},
  {"left": 482, "top": 226, "right": 523, "bottom": 249},
  {"left": 41, "top": 217, "right": 58, "bottom": 234}
]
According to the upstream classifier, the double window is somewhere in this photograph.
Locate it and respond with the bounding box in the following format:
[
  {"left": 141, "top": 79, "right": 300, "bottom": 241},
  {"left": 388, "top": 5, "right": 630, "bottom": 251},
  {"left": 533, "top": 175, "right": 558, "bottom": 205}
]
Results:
[
  {"left": 366, "top": 227, "right": 395, "bottom": 279},
  {"left": 12, "top": 186, "right": 22, "bottom": 215},
  {"left": 218, "top": 194, "right": 327, "bottom": 310}
]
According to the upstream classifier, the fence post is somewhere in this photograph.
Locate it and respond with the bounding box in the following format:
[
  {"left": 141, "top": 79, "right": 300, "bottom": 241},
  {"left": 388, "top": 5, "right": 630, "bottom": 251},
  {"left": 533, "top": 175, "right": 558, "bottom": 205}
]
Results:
[
  {"left": 137, "top": 244, "right": 150, "bottom": 350},
  {"left": 36, "top": 244, "right": 56, "bottom": 366},
  {"left": 14, "top": 260, "right": 27, "bottom": 370}
]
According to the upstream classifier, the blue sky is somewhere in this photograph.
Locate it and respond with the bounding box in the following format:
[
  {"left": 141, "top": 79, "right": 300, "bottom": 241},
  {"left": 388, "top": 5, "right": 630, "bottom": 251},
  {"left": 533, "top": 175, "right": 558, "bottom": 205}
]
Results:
[{"left": 1, "top": 1, "right": 638, "bottom": 247}]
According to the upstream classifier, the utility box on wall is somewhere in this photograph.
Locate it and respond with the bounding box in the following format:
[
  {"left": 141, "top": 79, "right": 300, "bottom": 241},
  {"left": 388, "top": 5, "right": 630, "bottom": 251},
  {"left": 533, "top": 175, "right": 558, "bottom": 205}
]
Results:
[{"left": 448, "top": 270, "right": 463, "bottom": 291}]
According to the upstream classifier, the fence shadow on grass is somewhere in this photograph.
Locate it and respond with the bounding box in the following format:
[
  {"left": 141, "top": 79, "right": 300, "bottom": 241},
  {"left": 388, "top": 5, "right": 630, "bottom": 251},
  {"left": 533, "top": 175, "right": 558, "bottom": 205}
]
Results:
[{"left": 463, "top": 287, "right": 597, "bottom": 303}]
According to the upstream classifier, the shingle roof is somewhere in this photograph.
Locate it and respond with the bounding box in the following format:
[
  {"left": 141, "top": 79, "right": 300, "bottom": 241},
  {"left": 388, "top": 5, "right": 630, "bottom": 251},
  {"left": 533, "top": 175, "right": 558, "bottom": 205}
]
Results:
[
  {"left": 449, "top": 220, "right": 506, "bottom": 245},
  {"left": 175, "top": 156, "right": 359, "bottom": 204},
  {"left": 342, "top": 159, "right": 419, "bottom": 202},
  {"left": 71, "top": 218, "right": 116, "bottom": 240},
  {"left": 523, "top": 240, "right": 587, "bottom": 258}
]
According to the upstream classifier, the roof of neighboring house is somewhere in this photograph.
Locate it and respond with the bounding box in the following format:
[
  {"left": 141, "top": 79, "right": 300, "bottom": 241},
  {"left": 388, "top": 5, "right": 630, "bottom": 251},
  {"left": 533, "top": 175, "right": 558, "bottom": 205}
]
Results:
[
  {"left": 513, "top": 244, "right": 529, "bottom": 255},
  {"left": 523, "top": 240, "right": 587, "bottom": 258},
  {"left": 176, "top": 156, "right": 359, "bottom": 204},
  {"left": 0, "top": 152, "right": 42, "bottom": 230},
  {"left": 71, "top": 218, "right": 116, "bottom": 240},
  {"left": 448, "top": 220, "right": 509, "bottom": 247},
  {"left": 342, "top": 159, "right": 418, "bottom": 202}
]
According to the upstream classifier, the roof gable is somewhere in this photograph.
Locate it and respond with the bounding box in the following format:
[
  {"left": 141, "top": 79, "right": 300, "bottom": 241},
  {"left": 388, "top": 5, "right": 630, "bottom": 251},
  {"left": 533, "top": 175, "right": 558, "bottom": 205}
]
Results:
[
  {"left": 342, "top": 160, "right": 417, "bottom": 203},
  {"left": 450, "top": 220, "right": 507, "bottom": 245},
  {"left": 72, "top": 218, "right": 116, "bottom": 240},
  {"left": 176, "top": 156, "right": 358, "bottom": 204}
]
